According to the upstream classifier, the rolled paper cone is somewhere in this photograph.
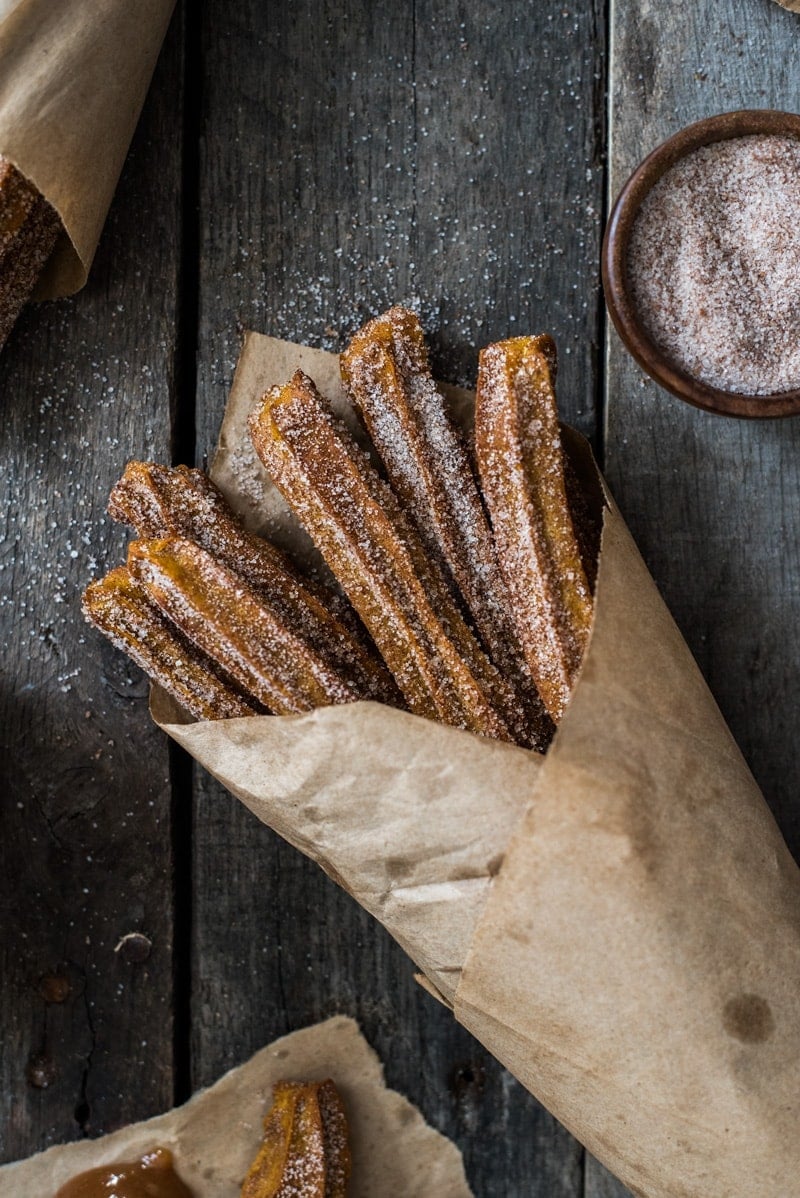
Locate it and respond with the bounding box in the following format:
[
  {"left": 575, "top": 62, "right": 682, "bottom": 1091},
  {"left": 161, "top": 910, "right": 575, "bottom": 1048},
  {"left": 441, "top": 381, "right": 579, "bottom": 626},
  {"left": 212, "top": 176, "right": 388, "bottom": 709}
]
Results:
[
  {"left": 454, "top": 503, "right": 800, "bottom": 1195},
  {"left": 0, "top": 0, "right": 176, "bottom": 297},
  {"left": 155, "top": 335, "right": 800, "bottom": 1197},
  {"left": 152, "top": 692, "right": 538, "bottom": 1006},
  {"left": 0, "top": 1017, "right": 472, "bottom": 1196}
]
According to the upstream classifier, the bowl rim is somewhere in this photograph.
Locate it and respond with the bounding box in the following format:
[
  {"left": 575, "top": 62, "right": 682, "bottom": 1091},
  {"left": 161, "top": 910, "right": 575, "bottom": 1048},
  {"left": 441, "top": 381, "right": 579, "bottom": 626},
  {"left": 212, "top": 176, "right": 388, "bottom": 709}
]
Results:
[{"left": 601, "top": 108, "right": 800, "bottom": 419}]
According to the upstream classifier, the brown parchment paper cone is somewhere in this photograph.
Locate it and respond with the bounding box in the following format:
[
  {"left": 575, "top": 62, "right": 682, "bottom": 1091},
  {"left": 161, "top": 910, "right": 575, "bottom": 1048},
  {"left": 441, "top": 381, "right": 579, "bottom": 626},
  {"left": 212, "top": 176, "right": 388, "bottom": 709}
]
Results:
[
  {"left": 0, "top": 1016, "right": 472, "bottom": 1196},
  {"left": 0, "top": 0, "right": 176, "bottom": 297},
  {"left": 151, "top": 694, "right": 537, "bottom": 1006},
  {"left": 155, "top": 334, "right": 800, "bottom": 1198}
]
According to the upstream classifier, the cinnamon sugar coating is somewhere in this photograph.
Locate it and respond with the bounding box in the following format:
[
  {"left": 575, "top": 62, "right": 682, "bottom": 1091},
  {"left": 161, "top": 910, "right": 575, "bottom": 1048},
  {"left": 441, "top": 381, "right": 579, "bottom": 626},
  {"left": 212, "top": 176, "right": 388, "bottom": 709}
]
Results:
[
  {"left": 341, "top": 306, "right": 552, "bottom": 745},
  {"left": 249, "top": 370, "right": 546, "bottom": 749},
  {"left": 128, "top": 538, "right": 381, "bottom": 715},
  {"left": 81, "top": 567, "right": 261, "bottom": 721},
  {"left": 85, "top": 322, "right": 596, "bottom": 739},
  {"left": 0, "top": 156, "right": 60, "bottom": 348},
  {"left": 110, "top": 462, "right": 398, "bottom": 706},
  {"left": 628, "top": 135, "right": 800, "bottom": 396},
  {"left": 0, "top": 157, "right": 38, "bottom": 263},
  {"left": 475, "top": 337, "right": 593, "bottom": 721},
  {"left": 241, "top": 1079, "right": 350, "bottom": 1198}
]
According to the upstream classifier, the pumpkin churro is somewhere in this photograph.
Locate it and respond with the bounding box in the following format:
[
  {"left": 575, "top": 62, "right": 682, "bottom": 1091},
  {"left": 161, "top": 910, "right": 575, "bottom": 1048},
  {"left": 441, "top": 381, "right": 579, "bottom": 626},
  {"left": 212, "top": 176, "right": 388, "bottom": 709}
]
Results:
[
  {"left": 109, "top": 462, "right": 317, "bottom": 598},
  {"left": 128, "top": 537, "right": 382, "bottom": 715},
  {"left": 0, "top": 157, "right": 37, "bottom": 263},
  {"left": 85, "top": 317, "right": 597, "bottom": 743},
  {"left": 81, "top": 567, "right": 262, "bottom": 721},
  {"left": 0, "top": 156, "right": 60, "bottom": 348},
  {"left": 241, "top": 1079, "right": 351, "bottom": 1198},
  {"left": 341, "top": 307, "right": 552, "bottom": 743},
  {"left": 109, "top": 461, "right": 398, "bottom": 706},
  {"left": 249, "top": 370, "right": 545, "bottom": 749},
  {"left": 475, "top": 336, "right": 594, "bottom": 721}
]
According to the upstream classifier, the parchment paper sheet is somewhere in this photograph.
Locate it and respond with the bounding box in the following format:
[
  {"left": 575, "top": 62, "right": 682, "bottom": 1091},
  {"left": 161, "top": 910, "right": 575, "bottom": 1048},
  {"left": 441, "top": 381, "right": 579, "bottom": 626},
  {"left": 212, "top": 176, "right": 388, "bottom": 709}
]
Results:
[
  {"left": 0, "top": 1016, "right": 472, "bottom": 1196},
  {"left": 0, "top": 0, "right": 176, "bottom": 297},
  {"left": 155, "top": 334, "right": 800, "bottom": 1198}
]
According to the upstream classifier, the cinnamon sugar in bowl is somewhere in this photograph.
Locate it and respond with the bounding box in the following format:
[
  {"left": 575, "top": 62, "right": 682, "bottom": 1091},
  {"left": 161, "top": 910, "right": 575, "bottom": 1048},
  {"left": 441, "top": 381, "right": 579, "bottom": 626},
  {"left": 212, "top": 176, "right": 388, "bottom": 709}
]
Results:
[{"left": 602, "top": 110, "right": 800, "bottom": 418}]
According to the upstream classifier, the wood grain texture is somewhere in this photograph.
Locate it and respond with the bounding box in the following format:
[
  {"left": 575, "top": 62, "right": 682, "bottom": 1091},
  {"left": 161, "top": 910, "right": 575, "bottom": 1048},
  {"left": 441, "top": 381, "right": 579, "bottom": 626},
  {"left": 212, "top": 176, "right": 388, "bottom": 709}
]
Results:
[
  {"left": 194, "top": 1, "right": 604, "bottom": 1194},
  {"left": 585, "top": 1156, "right": 636, "bottom": 1198},
  {"left": 592, "top": 1, "right": 800, "bottom": 1194},
  {"left": 0, "top": 12, "right": 183, "bottom": 1160}
]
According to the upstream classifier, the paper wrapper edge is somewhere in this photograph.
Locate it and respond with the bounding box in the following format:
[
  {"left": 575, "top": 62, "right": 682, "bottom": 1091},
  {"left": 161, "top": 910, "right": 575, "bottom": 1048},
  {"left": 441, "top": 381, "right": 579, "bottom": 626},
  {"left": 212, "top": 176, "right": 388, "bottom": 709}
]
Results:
[
  {"left": 0, "top": 1017, "right": 473, "bottom": 1197},
  {"left": 156, "top": 333, "right": 800, "bottom": 1197},
  {"left": 0, "top": 0, "right": 176, "bottom": 297},
  {"left": 153, "top": 694, "right": 539, "bottom": 1008}
]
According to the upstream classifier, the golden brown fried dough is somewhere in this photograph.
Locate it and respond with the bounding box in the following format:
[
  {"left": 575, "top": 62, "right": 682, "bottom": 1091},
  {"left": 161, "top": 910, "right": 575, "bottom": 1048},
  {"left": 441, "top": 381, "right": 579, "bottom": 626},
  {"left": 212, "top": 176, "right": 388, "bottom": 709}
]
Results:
[
  {"left": 475, "top": 336, "right": 594, "bottom": 721},
  {"left": 109, "top": 461, "right": 399, "bottom": 706},
  {"left": 0, "top": 157, "right": 60, "bottom": 347},
  {"left": 341, "top": 306, "right": 552, "bottom": 742},
  {"left": 249, "top": 370, "right": 546, "bottom": 749},
  {"left": 82, "top": 567, "right": 261, "bottom": 721},
  {"left": 0, "top": 157, "right": 37, "bottom": 263},
  {"left": 241, "top": 1079, "right": 351, "bottom": 1198},
  {"left": 128, "top": 537, "right": 384, "bottom": 715}
]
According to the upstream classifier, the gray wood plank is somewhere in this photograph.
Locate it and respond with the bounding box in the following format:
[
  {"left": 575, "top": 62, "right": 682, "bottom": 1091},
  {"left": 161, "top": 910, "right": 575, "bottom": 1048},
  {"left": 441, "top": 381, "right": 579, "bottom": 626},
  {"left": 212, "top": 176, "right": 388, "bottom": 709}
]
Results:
[
  {"left": 413, "top": 0, "right": 606, "bottom": 437},
  {"left": 591, "top": 0, "right": 800, "bottom": 1195},
  {"left": 194, "top": 2, "right": 604, "bottom": 1193},
  {"left": 607, "top": 0, "right": 800, "bottom": 858},
  {"left": 585, "top": 1155, "right": 633, "bottom": 1198},
  {"left": 0, "top": 12, "right": 184, "bottom": 1160}
]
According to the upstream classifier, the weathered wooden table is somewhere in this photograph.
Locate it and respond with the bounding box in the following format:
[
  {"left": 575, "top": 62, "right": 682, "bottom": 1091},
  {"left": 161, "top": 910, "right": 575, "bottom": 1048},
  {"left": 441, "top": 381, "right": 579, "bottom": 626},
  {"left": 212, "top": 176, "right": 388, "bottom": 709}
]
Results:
[{"left": 2, "top": 2, "right": 798, "bottom": 1193}]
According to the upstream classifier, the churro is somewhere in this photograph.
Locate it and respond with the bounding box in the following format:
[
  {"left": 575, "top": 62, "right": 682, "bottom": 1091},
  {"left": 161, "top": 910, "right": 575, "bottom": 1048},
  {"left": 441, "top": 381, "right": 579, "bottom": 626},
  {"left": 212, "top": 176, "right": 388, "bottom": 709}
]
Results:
[
  {"left": 342, "top": 306, "right": 552, "bottom": 740},
  {"left": 0, "top": 156, "right": 60, "bottom": 347},
  {"left": 128, "top": 537, "right": 381, "bottom": 715},
  {"left": 109, "top": 461, "right": 398, "bottom": 705},
  {"left": 0, "top": 157, "right": 37, "bottom": 263},
  {"left": 241, "top": 1079, "right": 350, "bottom": 1198},
  {"left": 475, "top": 336, "right": 594, "bottom": 721},
  {"left": 82, "top": 567, "right": 261, "bottom": 721},
  {"left": 249, "top": 370, "right": 546, "bottom": 749}
]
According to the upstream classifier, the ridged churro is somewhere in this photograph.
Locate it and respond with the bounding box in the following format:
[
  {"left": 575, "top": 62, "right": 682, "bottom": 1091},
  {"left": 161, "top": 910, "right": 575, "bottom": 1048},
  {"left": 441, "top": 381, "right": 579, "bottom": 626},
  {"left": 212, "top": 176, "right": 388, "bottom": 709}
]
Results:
[
  {"left": 128, "top": 537, "right": 381, "bottom": 715},
  {"left": 241, "top": 1079, "right": 351, "bottom": 1198},
  {"left": 0, "top": 156, "right": 60, "bottom": 347},
  {"left": 109, "top": 461, "right": 398, "bottom": 706},
  {"left": 342, "top": 306, "right": 553, "bottom": 741},
  {"left": 82, "top": 567, "right": 261, "bottom": 721},
  {"left": 475, "top": 336, "right": 594, "bottom": 721},
  {"left": 0, "top": 157, "right": 37, "bottom": 263},
  {"left": 249, "top": 370, "right": 546, "bottom": 749}
]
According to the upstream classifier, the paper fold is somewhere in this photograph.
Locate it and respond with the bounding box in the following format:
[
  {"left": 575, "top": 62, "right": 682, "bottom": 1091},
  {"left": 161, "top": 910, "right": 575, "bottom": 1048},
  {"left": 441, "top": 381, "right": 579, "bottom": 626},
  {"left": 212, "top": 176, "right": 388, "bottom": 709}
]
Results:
[
  {"left": 0, "top": 0, "right": 176, "bottom": 297},
  {"left": 153, "top": 333, "right": 800, "bottom": 1198},
  {"left": 153, "top": 694, "right": 538, "bottom": 1005},
  {"left": 455, "top": 507, "right": 800, "bottom": 1196}
]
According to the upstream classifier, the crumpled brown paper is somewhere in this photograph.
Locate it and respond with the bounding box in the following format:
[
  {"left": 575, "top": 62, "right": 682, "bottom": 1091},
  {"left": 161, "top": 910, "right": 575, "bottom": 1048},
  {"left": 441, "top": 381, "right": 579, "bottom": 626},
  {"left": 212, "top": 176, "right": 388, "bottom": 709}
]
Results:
[
  {"left": 155, "top": 333, "right": 800, "bottom": 1197},
  {"left": 0, "top": 1016, "right": 472, "bottom": 1196},
  {"left": 0, "top": 0, "right": 176, "bottom": 297}
]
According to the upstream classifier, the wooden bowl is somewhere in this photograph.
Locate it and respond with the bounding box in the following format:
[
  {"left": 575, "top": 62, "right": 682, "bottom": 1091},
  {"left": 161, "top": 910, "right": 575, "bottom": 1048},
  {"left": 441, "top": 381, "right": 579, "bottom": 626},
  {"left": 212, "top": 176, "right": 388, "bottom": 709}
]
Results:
[{"left": 602, "top": 109, "right": 800, "bottom": 418}]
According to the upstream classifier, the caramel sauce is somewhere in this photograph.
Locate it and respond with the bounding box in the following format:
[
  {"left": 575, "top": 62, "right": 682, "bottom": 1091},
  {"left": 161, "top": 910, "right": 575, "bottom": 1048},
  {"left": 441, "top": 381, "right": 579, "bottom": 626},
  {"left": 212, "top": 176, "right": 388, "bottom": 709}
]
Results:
[{"left": 55, "top": 1147, "right": 193, "bottom": 1198}]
